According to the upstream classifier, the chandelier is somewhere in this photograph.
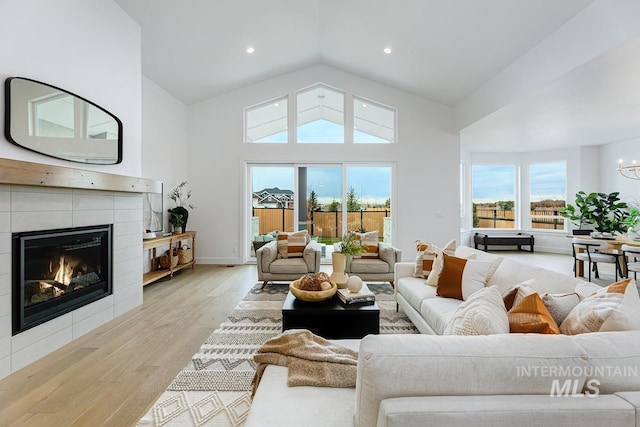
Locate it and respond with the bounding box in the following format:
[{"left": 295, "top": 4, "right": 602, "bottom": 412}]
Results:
[{"left": 618, "top": 159, "right": 640, "bottom": 180}]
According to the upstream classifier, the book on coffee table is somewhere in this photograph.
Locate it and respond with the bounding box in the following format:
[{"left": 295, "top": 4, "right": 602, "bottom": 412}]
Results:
[{"left": 337, "top": 284, "right": 375, "bottom": 305}]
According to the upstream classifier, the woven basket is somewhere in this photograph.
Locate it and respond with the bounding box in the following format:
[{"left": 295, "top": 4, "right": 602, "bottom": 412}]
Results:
[
  {"left": 178, "top": 245, "right": 193, "bottom": 264},
  {"left": 159, "top": 248, "right": 179, "bottom": 269}
]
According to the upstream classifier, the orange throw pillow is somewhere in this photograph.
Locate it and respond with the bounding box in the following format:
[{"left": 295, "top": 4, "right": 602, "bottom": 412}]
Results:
[{"left": 508, "top": 293, "right": 560, "bottom": 334}]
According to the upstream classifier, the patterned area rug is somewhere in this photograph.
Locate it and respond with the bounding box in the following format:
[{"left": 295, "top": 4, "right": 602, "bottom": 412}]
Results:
[{"left": 137, "top": 283, "right": 417, "bottom": 426}]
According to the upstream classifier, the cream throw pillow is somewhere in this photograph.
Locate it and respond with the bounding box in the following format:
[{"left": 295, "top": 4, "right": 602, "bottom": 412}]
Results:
[
  {"left": 541, "top": 292, "right": 580, "bottom": 326},
  {"left": 355, "top": 230, "right": 379, "bottom": 259},
  {"left": 276, "top": 230, "right": 308, "bottom": 258},
  {"left": 444, "top": 286, "right": 509, "bottom": 335},
  {"left": 425, "top": 239, "right": 456, "bottom": 286},
  {"left": 414, "top": 240, "right": 436, "bottom": 278},
  {"left": 560, "top": 279, "right": 640, "bottom": 335}
]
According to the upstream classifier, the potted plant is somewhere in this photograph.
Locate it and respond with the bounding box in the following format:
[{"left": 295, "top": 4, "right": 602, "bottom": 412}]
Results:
[
  {"left": 331, "top": 231, "right": 366, "bottom": 288},
  {"left": 168, "top": 211, "right": 185, "bottom": 234},
  {"left": 624, "top": 206, "right": 640, "bottom": 238},
  {"left": 559, "top": 191, "right": 629, "bottom": 235},
  {"left": 168, "top": 181, "right": 195, "bottom": 231}
]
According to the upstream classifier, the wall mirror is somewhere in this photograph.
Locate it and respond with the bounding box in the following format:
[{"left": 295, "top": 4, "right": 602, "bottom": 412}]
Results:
[{"left": 4, "top": 77, "right": 123, "bottom": 164}]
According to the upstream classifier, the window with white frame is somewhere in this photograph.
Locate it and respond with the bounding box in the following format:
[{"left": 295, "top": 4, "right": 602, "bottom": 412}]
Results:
[
  {"left": 529, "top": 161, "right": 566, "bottom": 231},
  {"left": 472, "top": 165, "right": 517, "bottom": 229},
  {"left": 296, "top": 84, "right": 345, "bottom": 143},
  {"left": 244, "top": 96, "right": 288, "bottom": 143},
  {"left": 353, "top": 96, "right": 396, "bottom": 143}
]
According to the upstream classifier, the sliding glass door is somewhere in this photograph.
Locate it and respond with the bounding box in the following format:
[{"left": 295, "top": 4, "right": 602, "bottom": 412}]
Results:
[{"left": 248, "top": 163, "right": 393, "bottom": 261}]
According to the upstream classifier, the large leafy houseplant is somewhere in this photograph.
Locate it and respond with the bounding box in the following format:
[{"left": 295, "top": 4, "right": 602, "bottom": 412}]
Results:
[{"left": 559, "top": 191, "right": 629, "bottom": 235}]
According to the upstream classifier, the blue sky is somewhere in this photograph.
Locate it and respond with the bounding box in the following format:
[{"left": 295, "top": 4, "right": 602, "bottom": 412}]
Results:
[
  {"left": 252, "top": 165, "right": 391, "bottom": 205},
  {"left": 472, "top": 162, "right": 566, "bottom": 203}
]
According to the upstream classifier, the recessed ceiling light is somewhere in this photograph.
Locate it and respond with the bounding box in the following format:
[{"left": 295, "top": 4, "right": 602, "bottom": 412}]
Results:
[
  {"left": 274, "top": 103, "right": 279, "bottom": 107},
  {"left": 246, "top": 46, "right": 255, "bottom": 54},
  {"left": 362, "top": 103, "right": 367, "bottom": 108},
  {"left": 383, "top": 47, "right": 392, "bottom": 54}
]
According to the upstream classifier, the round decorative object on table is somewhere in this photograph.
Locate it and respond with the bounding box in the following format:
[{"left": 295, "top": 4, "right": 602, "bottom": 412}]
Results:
[
  {"left": 290, "top": 278, "right": 337, "bottom": 302},
  {"left": 347, "top": 275, "right": 363, "bottom": 293}
]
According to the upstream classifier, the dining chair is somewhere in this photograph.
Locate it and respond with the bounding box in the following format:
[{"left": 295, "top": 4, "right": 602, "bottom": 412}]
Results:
[
  {"left": 621, "top": 244, "right": 640, "bottom": 280},
  {"left": 571, "top": 238, "right": 622, "bottom": 282}
]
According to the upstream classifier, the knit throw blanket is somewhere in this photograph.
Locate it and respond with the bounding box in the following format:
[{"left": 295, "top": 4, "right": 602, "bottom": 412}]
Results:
[{"left": 251, "top": 329, "right": 358, "bottom": 395}]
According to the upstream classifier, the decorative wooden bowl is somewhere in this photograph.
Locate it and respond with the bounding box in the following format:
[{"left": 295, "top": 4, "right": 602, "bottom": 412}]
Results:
[{"left": 290, "top": 279, "right": 338, "bottom": 302}]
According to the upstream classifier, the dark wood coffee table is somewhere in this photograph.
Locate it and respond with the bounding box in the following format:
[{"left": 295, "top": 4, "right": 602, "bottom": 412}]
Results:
[{"left": 282, "top": 291, "right": 380, "bottom": 339}]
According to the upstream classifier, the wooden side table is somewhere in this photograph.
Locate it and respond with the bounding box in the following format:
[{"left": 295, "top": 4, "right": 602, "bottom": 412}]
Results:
[{"left": 143, "top": 231, "right": 196, "bottom": 286}]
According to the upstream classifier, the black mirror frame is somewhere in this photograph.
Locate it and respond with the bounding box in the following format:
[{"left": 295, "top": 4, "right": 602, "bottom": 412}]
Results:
[{"left": 4, "top": 77, "right": 123, "bottom": 165}]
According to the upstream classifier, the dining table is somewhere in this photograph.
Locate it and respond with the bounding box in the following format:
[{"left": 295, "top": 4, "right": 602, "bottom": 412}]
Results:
[{"left": 572, "top": 234, "right": 640, "bottom": 278}]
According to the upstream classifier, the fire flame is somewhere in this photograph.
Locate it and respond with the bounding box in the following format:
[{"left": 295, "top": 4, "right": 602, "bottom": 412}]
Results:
[{"left": 54, "top": 256, "right": 74, "bottom": 286}]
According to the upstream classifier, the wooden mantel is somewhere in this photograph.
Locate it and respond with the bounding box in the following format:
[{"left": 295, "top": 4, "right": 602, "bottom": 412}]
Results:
[{"left": 0, "top": 158, "right": 162, "bottom": 193}]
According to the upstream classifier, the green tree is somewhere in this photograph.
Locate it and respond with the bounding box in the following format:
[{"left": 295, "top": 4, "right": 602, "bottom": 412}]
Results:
[
  {"left": 384, "top": 198, "right": 390, "bottom": 209},
  {"left": 307, "top": 190, "right": 319, "bottom": 213},
  {"left": 346, "top": 186, "right": 360, "bottom": 211},
  {"left": 328, "top": 199, "right": 340, "bottom": 212}
]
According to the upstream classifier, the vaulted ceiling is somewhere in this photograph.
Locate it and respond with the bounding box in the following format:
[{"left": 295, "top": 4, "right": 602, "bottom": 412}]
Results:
[{"left": 115, "top": 0, "right": 640, "bottom": 152}]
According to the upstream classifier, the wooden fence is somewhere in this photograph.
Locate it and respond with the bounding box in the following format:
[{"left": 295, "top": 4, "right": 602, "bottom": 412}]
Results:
[
  {"left": 476, "top": 207, "right": 565, "bottom": 229},
  {"left": 252, "top": 207, "right": 390, "bottom": 237}
]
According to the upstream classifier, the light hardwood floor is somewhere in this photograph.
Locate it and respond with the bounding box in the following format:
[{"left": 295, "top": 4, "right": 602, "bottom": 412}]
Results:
[
  {"left": 0, "top": 265, "right": 259, "bottom": 427},
  {"left": 0, "top": 251, "right": 614, "bottom": 426}
]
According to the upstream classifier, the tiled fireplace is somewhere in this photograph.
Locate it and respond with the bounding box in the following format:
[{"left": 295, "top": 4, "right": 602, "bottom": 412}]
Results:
[
  {"left": 0, "top": 184, "right": 144, "bottom": 379},
  {"left": 12, "top": 224, "right": 113, "bottom": 335}
]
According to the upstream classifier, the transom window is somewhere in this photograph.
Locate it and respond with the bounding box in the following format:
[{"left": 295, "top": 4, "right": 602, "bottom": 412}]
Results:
[
  {"left": 244, "top": 96, "right": 288, "bottom": 143},
  {"left": 244, "top": 83, "right": 396, "bottom": 144},
  {"left": 353, "top": 96, "right": 396, "bottom": 143},
  {"left": 296, "top": 84, "right": 344, "bottom": 143}
]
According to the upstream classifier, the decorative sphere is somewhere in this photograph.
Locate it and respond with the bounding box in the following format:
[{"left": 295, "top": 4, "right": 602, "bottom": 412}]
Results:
[{"left": 347, "top": 276, "right": 363, "bottom": 293}]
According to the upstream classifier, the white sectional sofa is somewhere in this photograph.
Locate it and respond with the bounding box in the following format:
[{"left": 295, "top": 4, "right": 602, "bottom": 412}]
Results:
[
  {"left": 246, "top": 246, "right": 640, "bottom": 427},
  {"left": 395, "top": 245, "right": 587, "bottom": 334}
]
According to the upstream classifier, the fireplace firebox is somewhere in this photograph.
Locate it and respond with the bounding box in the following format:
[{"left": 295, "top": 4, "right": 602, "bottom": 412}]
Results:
[{"left": 12, "top": 225, "right": 113, "bottom": 335}]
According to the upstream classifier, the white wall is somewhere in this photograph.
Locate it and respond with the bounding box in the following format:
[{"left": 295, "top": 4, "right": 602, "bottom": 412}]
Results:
[
  {"left": 187, "top": 64, "right": 459, "bottom": 263},
  {"left": 141, "top": 76, "right": 189, "bottom": 228},
  {"left": 0, "top": 0, "right": 142, "bottom": 177}
]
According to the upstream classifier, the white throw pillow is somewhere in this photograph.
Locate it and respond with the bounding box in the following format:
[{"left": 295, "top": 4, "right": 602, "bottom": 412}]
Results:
[
  {"left": 574, "top": 281, "right": 602, "bottom": 300},
  {"left": 444, "top": 286, "right": 510, "bottom": 335},
  {"left": 425, "top": 239, "right": 456, "bottom": 286},
  {"left": 560, "top": 279, "right": 640, "bottom": 335}
]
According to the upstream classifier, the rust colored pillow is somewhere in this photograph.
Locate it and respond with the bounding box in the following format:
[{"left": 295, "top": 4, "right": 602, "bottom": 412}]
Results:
[
  {"left": 436, "top": 253, "right": 492, "bottom": 300},
  {"left": 508, "top": 293, "right": 560, "bottom": 334}
]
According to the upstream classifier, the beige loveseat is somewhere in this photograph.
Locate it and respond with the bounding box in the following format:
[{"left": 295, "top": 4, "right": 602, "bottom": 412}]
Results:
[
  {"left": 345, "top": 242, "right": 402, "bottom": 285},
  {"left": 246, "top": 246, "right": 640, "bottom": 427},
  {"left": 256, "top": 239, "right": 322, "bottom": 286}
]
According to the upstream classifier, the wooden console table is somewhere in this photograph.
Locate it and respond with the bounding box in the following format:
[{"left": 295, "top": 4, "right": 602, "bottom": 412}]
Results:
[{"left": 143, "top": 231, "right": 196, "bottom": 286}]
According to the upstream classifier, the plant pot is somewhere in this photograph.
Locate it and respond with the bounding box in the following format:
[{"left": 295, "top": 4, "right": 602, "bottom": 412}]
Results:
[
  {"left": 330, "top": 252, "right": 349, "bottom": 288},
  {"left": 173, "top": 226, "right": 183, "bottom": 234},
  {"left": 172, "top": 206, "right": 189, "bottom": 231}
]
